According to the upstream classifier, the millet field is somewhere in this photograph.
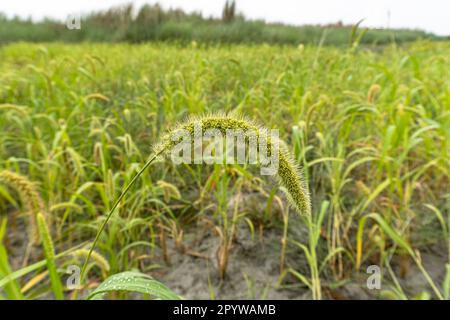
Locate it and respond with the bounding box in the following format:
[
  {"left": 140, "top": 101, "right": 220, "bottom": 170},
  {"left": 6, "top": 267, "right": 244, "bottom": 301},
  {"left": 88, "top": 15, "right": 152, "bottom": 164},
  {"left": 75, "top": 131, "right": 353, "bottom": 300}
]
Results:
[{"left": 0, "top": 40, "right": 449, "bottom": 300}]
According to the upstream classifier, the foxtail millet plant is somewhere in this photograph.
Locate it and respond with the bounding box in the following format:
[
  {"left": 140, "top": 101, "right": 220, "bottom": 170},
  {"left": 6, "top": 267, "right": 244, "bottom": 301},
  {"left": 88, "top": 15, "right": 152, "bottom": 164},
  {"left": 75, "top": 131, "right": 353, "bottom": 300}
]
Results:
[
  {"left": 0, "top": 170, "right": 46, "bottom": 244},
  {"left": 154, "top": 113, "right": 311, "bottom": 216},
  {"left": 72, "top": 248, "right": 110, "bottom": 279},
  {"left": 36, "top": 212, "right": 64, "bottom": 300},
  {"left": 80, "top": 113, "right": 311, "bottom": 285}
]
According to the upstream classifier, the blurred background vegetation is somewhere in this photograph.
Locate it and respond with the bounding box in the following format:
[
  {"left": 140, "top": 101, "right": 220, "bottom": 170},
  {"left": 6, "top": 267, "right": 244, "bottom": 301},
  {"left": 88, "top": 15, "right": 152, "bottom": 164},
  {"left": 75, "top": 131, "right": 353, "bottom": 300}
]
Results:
[{"left": 0, "top": 1, "right": 443, "bottom": 46}]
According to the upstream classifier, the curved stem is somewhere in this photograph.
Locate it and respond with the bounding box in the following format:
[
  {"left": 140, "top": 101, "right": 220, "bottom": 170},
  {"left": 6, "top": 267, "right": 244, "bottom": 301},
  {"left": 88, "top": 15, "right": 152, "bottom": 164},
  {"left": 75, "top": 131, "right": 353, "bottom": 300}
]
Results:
[{"left": 79, "top": 153, "right": 160, "bottom": 288}]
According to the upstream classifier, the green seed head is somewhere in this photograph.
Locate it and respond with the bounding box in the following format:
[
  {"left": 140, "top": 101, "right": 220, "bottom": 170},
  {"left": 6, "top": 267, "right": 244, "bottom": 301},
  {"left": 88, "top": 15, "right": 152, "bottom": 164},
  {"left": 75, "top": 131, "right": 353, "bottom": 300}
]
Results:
[
  {"left": 0, "top": 170, "right": 46, "bottom": 243},
  {"left": 153, "top": 113, "right": 311, "bottom": 216}
]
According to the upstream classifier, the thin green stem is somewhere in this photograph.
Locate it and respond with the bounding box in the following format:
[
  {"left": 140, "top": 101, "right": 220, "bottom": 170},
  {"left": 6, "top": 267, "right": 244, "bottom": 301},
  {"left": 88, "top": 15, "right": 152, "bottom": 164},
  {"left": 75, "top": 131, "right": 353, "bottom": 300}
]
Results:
[
  {"left": 413, "top": 256, "right": 444, "bottom": 300},
  {"left": 78, "top": 153, "right": 160, "bottom": 289}
]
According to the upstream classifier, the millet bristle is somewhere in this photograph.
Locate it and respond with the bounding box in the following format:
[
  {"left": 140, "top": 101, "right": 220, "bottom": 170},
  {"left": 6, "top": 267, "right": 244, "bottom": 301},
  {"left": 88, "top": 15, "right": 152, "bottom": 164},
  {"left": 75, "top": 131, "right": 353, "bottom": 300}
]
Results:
[
  {"left": 0, "top": 170, "right": 46, "bottom": 243},
  {"left": 153, "top": 113, "right": 311, "bottom": 216}
]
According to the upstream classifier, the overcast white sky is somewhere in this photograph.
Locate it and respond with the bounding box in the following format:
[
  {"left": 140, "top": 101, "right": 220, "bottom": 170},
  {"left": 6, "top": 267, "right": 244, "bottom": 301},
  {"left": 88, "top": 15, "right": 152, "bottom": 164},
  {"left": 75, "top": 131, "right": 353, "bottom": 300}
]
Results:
[{"left": 1, "top": 0, "right": 449, "bottom": 36}]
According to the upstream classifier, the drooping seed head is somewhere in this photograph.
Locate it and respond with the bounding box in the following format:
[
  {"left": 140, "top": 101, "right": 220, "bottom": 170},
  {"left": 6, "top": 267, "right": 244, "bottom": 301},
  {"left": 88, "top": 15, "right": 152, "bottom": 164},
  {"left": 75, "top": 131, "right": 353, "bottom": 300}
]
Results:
[
  {"left": 0, "top": 170, "right": 46, "bottom": 244},
  {"left": 72, "top": 248, "right": 110, "bottom": 274},
  {"left": 153, "top": 113, "right": 311, "bottom": 216}
]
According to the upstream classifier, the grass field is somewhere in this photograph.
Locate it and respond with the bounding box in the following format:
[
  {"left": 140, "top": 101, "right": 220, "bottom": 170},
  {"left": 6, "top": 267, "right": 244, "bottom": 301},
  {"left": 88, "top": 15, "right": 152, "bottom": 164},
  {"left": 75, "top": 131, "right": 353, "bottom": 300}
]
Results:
[{"left": 0, "top": 40, "right": 449, "bottom": 300}]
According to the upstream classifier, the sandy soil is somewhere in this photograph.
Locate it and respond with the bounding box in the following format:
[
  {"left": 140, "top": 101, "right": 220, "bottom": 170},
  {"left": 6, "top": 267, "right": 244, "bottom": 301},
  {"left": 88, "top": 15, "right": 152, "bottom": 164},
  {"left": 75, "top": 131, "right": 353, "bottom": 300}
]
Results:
[{"left": 3, "top": 200, "right": 448, "bottom": 300}]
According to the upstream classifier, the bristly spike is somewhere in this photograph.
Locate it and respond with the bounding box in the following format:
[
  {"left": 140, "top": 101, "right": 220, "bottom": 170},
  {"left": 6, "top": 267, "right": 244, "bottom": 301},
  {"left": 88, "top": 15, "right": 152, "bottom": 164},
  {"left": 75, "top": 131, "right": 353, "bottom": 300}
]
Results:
[
  {"left": 153, "top": 113, "right": 311, "bottom": 216},
  {"left": 0, "top": 170, "right": 47, "bottom": 244}
]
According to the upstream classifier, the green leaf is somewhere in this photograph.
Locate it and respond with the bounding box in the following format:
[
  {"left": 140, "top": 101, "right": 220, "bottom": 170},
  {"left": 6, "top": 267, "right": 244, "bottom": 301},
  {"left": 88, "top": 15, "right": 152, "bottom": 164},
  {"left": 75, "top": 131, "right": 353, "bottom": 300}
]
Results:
[
  {"left": 0, "top": 218, "right": 24, "bottom": 299},
  {"left": 0, "top": 245, "right": 24, "bottom": 299},
  {"left": 87, "top": 271, "right": 181, "bottom": 300},
  {"left": 368, "top": 213, "right": 414, "bottom": 256},
  {"left": 443, "top": 264, "right": 450, "bottom": 300}
]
